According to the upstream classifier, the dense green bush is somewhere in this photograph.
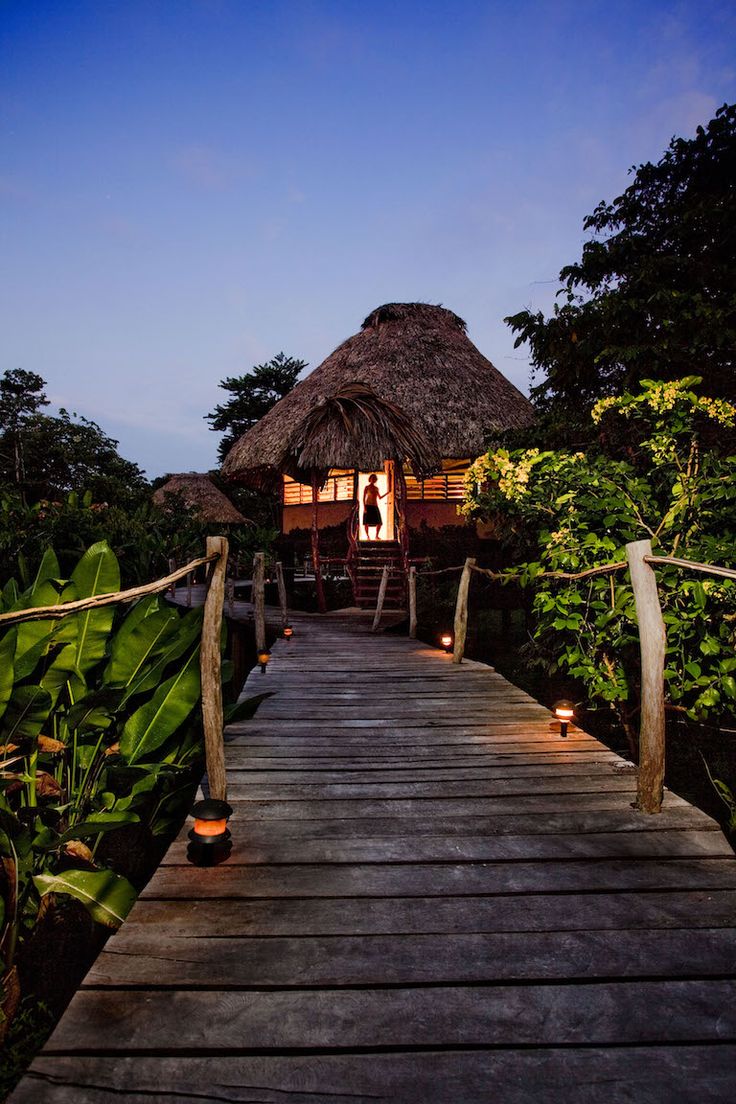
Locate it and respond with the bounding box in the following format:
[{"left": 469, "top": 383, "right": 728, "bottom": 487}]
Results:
[{"left": 462, "top": 379, "right": 736, "bottom": 743}]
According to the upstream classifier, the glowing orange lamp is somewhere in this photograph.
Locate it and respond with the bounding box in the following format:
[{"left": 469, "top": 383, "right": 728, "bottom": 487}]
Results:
[
  {"left": 283, "top": 625, "right": 294, "bottom": 640},
  {"left": 258, "top": 648, "right": 271, "bottom": 673},
  {"left": 187, "top": 798, "right": 233, "bottom": 866},
  {"left": 554, "top": 700, "right": 575, "bottom": 738},
  {"left": 440, "top": 633, "right": 453, "bottom": 653}
]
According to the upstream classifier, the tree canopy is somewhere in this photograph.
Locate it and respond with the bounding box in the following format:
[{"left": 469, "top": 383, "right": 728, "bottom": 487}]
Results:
[
  {"left": 206, "top": 352, "right": 306, "bottom": 463},
  {"left": 0, "top": 370, "right": 146, "bottom": 507},
  {"left": 507, "top": 103, "right": 736, "bottom": 423}
]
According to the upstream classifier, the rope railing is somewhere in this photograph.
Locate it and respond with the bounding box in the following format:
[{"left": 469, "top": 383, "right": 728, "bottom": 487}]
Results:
[
  {"left": 645, "top": 554, "right": 736, "bottom": 581},
  {"left": 469, "top": 561, "right": 629, "bottom": 583},
  {"left": 415, "top": 564, "right": 465, "bottom": 577},
  {"left": 0, "top": 552, "right": 220, "bottom": 626}
]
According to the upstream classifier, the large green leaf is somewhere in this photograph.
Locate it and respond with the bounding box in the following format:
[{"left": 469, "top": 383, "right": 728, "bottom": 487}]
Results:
[
  {"left": 68, "top": 542, "right": 120, "bottom": 675},
  {"left": 14, "top": 627, "right": 64, "bottom": 682},
  {"left": 110, "top": 594, "right": 162, "bottom": 644},
  {"left": 1, "top": 685, "right": 53, "bottom": 741},
  {"left": 31, "top": 548, "right": 61, "bottom": 592},
  {"left": 34, "top": 868, "right": 136, "bottom": 928},
  {"left": 119, "top": 608, "right": 203, "bottom": 707},
  {"left": 39, "top": 642, "right": 85, "bottom": 707},
  {"left": 1, "top": 578, "right": 19, "bottom": 612},
  {"left": 120, "top": 648, "right": 201, "bottom": 764},
  {"left": 14, "top": 578, "right": 74, "bottom": 671},
  {"left": 0, "top": 629, "right": 17, "bottom": 723},
  {"left": 51, "top": 812, "right": 140, "bottom": 846},
  {"left": 64, "top": 689, "right": 121, "bottom": 732},
  {"left": 105, "top": 607, "right": 180, "bottom": 689}
]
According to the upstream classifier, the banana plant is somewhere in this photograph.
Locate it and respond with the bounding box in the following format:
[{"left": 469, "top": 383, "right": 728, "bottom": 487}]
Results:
[{"left": 0, "top": 540, "right": 219, "bottom": 1035}]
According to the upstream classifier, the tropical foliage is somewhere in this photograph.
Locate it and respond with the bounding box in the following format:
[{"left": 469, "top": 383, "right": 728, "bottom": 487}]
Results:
[
  {"left": 462, "top": 379, "right": 736, "bottom": 745},
  {"left": 0, "top": 541, "right": 215, "bottom": 1039}
]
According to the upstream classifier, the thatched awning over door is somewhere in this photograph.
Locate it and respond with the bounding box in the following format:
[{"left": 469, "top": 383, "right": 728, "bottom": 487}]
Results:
[{"left": 282, "top": 383, "right": 440, "bottom": 487}]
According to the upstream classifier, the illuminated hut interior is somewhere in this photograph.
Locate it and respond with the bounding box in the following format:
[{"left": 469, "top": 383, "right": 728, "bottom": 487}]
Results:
[
  {"left": 222, "top": 302, "right": 534, "bottom": 608},
  {"left": 153, "top": 472, "right": 248, "bottom": 525}
]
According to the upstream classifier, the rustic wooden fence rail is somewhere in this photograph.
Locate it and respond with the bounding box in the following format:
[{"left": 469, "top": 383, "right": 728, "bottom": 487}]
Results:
[
  {"left": 412, "top": 542, "right": 736, "bottom": 815},
  {"left": 0, "top": 539, "right": 230, "bottom": 802}
]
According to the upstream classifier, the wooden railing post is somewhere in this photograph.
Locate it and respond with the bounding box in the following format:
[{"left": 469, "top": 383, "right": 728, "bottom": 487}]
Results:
[
  {"left": 253, "top": 551, "right": 266, "bottom": 655},
  {"left": 626, "top": 539, "right": 666, "bottom": 813},
  {"left": 408, "top": 565, "right": 417, "bottom": 639},
  {"left": 275, "top": 561, "right": 288, "bottom": 628},
  {"left": 452, "top": 557, "right": 476, "bottom": 664},
  {"left": 311, "top": 472, "right": 327, "bottom": 614},
  {"left": 371, "top": 565, "right": 390, "bottom": 632},
  {"left": 200, "top": 536, "right": 228, "bottom": 802}
]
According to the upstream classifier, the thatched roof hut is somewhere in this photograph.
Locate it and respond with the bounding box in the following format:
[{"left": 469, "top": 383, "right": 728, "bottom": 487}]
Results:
[
  {"left": 222, "top": 302, "right": 534, "bottom": 488},
  {"left": 153, "top": 473, "right": 248, "bottom": 524}
]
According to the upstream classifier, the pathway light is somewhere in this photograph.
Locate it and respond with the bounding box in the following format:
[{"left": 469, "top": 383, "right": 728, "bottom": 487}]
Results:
[
  {"left": 554, "top": 699, "right": 575, "bottom": 738},
  {"left": 283, "top": 625, "right": 294, "bottom": 640},
  {"left": 440, "top": 632, "right": 453, "bottom": 653},
  {"left": 258, "top": 648, "right": 271, "bottom": 673},
  {"left": 187, "top": 798, "right": 233, "bottom": 866}
]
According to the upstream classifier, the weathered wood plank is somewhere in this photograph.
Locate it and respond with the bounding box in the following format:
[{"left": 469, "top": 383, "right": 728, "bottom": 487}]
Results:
[
  {"left": 141, "top": 857, "right": 736, "bottom": 899},
  {"left": 41, "top": 982, "right": 736, "bottom": 1051},
  {"left": 184, "top": 792, "right": 679, "bottom": 821},
  {"left": 15, "top": 1048, "right": 736, "bottom": 1104},
  {"left": 117, "top": 890, "right": 736, "bottom": 937},
  {"left": 161, "top": 828, "right": 732, "bottom": 866},
  {"left": 221, "top": 759, "right": 627, "bottom": 781},
  {"left": 87, "top": 928, "right": 736, "bottom": 987},
  {"left": 162, "top": 805, "right": 717, "bottom": 840},
  {"left": 221, "top": 775, "right": 640, "bottom": 800}
]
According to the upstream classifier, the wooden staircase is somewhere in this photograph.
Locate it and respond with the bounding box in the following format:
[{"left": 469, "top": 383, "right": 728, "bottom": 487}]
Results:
[{"left": 352, "top": 540, "right": 405, "bottom": 609}]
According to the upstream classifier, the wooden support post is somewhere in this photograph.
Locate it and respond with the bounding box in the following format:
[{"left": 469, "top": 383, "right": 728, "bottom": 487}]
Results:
[
  {"left": 275, "top": 561, "right": 288, "bottom": 628},
  {"left": 186, "top": 572, "right": 192, "bottom": 608},
  {"left": 393, "top": 462, "right": 410, "bottom": 576},
  {"left": 372, "top": 565, "right": 390, "bottom": 632},
  {"left": 168, "top": 557, "right": 177, "bottom": 597},
  {"left": 253, "top": 551, "right": 266, "bottom": 655},
  {"left": 227, "top": 577, "right": 234, "bottom": 619},
  {"left": 200, "top": 536, "right": 228, "bottom": 802},
  {"left": 408, "top": 565, "right": 417, "bottom": 639},
  {"left": 310, "top": 472, "right": 327, "bottom": 614},
  {"left": 626, "top": 539, "right": 666, "bottom": 813},
  {"left": 452, "top": 557, "right": 476, "bottom": 664}
]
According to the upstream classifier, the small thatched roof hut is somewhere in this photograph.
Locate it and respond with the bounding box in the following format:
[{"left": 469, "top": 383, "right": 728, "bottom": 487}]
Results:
[
  {"left": 153, "top": 473, "right": 247, "bottom": 524},
  {"left": 223, "top": 302, "right": 533, "bottom": 489}
]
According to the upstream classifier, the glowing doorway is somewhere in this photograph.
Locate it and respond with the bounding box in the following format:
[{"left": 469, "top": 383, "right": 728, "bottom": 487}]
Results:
[{"left": 357, "top": 463, "right": 394, "bottom": 541}]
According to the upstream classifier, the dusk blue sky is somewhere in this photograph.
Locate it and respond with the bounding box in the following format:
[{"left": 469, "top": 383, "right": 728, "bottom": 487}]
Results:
[{"left": 2, "top": 1, "right": 735, "bottom": 477}]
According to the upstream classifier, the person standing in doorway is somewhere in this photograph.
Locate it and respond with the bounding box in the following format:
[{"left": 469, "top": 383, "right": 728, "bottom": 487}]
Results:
[{"left": 362, "top": 473, "right": 387, "bottom": 540}]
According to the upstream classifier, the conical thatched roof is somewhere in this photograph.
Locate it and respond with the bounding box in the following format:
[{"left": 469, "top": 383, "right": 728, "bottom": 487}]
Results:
[
  {"left": 222, "top": 302, "right": 534, "bottom": 488},
  {"left": 153, "top": 473, "right": 248, "bottom": 524}
]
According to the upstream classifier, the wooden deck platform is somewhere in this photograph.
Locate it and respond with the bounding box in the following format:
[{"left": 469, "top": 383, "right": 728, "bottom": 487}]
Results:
[{"left": 13, "top": 616, "right": 736, "bottom": 1101}]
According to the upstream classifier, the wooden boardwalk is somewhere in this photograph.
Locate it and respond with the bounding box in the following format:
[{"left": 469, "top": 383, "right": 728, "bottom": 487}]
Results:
[{"left": 14, "top": 616, "right": 736, "bottom": 1102}]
